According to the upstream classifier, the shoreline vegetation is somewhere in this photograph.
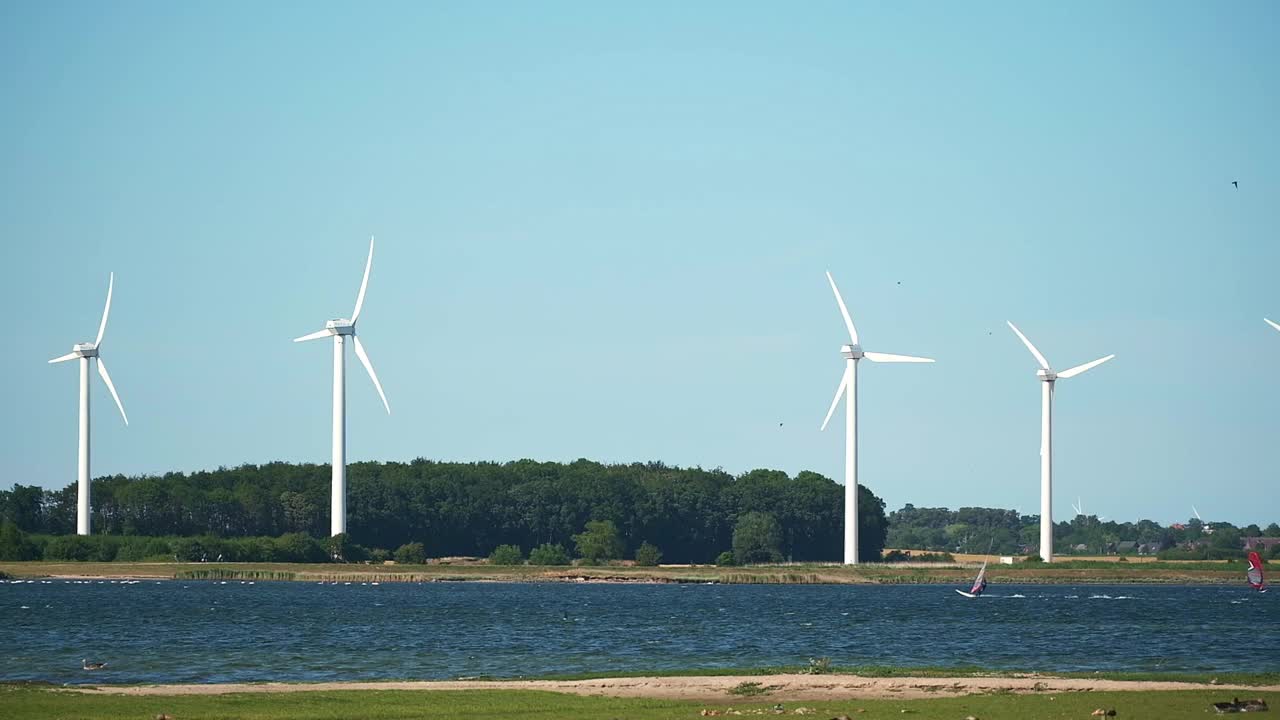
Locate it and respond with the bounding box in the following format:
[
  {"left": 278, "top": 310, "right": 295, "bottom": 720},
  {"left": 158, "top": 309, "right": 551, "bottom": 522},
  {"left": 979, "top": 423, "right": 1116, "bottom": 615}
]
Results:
[{"left": 0, "top": 558, "right": 1251, "bottom": 584}]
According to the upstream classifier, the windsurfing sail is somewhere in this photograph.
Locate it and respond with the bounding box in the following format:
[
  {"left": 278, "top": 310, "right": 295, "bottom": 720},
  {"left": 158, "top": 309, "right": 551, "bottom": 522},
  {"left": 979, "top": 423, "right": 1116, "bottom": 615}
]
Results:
[
  {"left": 969, "top": 560, "right": 988, "bottom": 596},
  {"left": 1247, "top": 551, "right": 1266, "bottom": 592}
]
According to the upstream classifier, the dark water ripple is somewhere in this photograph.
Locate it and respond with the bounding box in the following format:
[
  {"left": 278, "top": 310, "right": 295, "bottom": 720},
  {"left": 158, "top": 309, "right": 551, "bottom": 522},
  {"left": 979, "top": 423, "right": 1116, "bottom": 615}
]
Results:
[{"left": 1, "top": 580, "right": 1275, "bottom": 684}]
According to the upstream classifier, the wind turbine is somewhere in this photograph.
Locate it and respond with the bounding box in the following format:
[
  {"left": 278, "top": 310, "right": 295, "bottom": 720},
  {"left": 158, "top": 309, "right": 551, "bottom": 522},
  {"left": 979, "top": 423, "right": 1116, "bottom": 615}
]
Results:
[
  {"left": 821, "top": 271, "right": 934, "bottom": 565},
  {"left": 294, "top": 237, "right": 391, "bottom": 537},
  {"left": 1191, "top": 505, "right": 1214, "bottom": 535},
  {"left": 1007, "top": 321, "right": 1113, "bottom": 563},
  {"left": 48, "top": 273, "right": 129, "bottom": 536}
]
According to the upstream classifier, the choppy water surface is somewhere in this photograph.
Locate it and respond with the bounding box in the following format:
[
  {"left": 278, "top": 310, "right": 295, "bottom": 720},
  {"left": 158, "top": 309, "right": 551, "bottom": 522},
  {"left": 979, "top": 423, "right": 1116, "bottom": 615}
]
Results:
[{"left": 1, "top": 580, "right": 1275, "bottom": 684}]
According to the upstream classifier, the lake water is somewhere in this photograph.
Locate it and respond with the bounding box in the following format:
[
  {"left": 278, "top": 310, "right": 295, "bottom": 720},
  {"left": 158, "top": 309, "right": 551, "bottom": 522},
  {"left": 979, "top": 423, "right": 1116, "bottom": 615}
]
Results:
[{"left": 1, "top": 580, "right": 1275, "bottom": 684}]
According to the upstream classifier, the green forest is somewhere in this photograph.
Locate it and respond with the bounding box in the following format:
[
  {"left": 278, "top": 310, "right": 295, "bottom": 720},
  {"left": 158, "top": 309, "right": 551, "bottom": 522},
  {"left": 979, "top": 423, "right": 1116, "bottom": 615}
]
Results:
[
  {"left": 0, "top": 459, "right": 885, "bottom": 564},
  {"left": 1, "top": 459, "right": 1275, "bottom": 565}
]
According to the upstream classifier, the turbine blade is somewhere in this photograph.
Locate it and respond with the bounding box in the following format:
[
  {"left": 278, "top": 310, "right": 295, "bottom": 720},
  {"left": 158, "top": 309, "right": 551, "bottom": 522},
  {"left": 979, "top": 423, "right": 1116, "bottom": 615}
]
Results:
[
  {"left": 49, "top": 352, "right": 79, "bottom": 364},
  {"left": 1266, "top": 318, "right": 1280, "bottom": 333},
  {"left": 1056, "top": 354, "right": 1114, "bottom": 379},
  {"left": 1006, "top": 321, "right": 1050, "bottom": 370},
  {"left": 351, "top": 236, "right": 375, "bottom": 323},
  {"left": 293, "top": 329, "right": 332, "bottom": 343},
  {"left": 352, "top": 335, "right": 390, "bottom": 414},
  {"left": 824, "top": 271, "right": 858, "bottom": 345},
  {"left": 96, "top": 358, "right": 128, "bottom": 426},
  {"left": 863, "top": 351, "right": 935, "bottom": 363},
  {"left": 95, "top": 272, "right": 114, "bottom": 348},
  {"left": 820, "top": 367, "right": 849, "bottom": 431}
]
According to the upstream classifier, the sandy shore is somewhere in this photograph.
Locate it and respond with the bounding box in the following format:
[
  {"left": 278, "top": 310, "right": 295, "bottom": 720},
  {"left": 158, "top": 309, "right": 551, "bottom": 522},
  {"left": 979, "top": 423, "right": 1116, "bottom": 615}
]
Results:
[{"left": 72, "top": 674, "right": 1280, "bottom": 701}]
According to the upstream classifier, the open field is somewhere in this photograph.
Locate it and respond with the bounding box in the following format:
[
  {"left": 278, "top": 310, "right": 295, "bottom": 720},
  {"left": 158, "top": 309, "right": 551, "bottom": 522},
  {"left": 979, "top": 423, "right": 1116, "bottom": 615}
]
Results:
[
  {"left": 0, "top": 559, "right": 1249, "bottom": 584},
  {"left": 2, "top": 677, "right": 1276, "bottom": 719}
]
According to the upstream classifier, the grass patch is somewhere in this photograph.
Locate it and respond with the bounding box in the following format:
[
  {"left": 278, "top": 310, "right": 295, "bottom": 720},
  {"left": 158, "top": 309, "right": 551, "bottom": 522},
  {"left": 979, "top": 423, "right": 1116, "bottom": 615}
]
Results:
[
  {"left": 0, "top": 686, "right": 1274, "bottom": 720},
  {"left": 726, "top": 681, "right": 772, "bottom": 696}
]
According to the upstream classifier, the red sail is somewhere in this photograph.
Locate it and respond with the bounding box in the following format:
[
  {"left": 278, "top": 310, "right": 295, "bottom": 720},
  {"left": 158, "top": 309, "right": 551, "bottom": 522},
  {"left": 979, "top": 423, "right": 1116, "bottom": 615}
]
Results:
[
  {"left": 1247, "top": 551, "right": 1266, "bottom": 591},
  {"left": 969, "top": 561, "right": 988, "bottom": 595}
]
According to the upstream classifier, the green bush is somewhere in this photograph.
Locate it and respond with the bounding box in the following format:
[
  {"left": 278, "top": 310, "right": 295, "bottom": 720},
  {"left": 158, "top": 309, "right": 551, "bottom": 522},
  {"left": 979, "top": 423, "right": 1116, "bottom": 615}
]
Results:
[
  {"left": 573, "top": 520, "right": 624, "bottom": 562},
  {"left": 274, "top": 533, "right": 327, "bottom": 563},
  {"left": 0, "top": 523, "right": 40, "bottom": 561},
  {"left": 115, "top": 536, "right": 171, "bottom": 562},
  {"left": 715, "top": 550, "right": 736, "bottom": 566},
  {"left": 634, "top": 541, "right": 662, "bottom": 567},
  {"left": 733, "top": 512, "right": 783, "bottom": 565},
  {"left": 44, "top": 535, "right": 96, "bottom": 561},
  {"left": 1023, "top": 553, "right": 1044, "bottom": 563},
  {"left": 394, "top": 542, "right": 427, "bottom": 565},
  {"left": 368, "top": 548, "right": 390, "bottom": 563},
  {"left": 324, "top": 533, "right": 368, "bottom": 563},
  {"left": 170, "top": 537, "right": 206, "bottom": 562},
  {"left": 488, "top": 544, "right": 524, "bottom": 565},
  {"left": 528, "top": 542, "right": 570, "bottom": 566}
]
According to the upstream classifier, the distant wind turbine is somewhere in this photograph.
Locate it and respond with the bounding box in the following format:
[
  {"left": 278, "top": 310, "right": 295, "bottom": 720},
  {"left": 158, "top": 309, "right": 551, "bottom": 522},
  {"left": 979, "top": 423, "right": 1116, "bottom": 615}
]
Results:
[
  {"left": 294, "top": 237, "right": 391, "bottom": 537},
  {"left": 821, "top": 271, "right": 933, "bottom": 565},
  {"left": 48, "top": 273, "right": 129, "bottom": 536},
  {"left": 1007, "top": 321, "right": 1114, "bottom": 563}
]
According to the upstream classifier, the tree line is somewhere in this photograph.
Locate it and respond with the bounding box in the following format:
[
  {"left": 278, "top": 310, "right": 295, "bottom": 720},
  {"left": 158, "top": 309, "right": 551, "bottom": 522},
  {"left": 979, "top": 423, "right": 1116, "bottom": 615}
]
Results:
[
  {"left": 887, "top": 504, "right": 1280, "bottom": 559},
  {"left": 0, "top": 459, "right": 889, "bottom": 563}
]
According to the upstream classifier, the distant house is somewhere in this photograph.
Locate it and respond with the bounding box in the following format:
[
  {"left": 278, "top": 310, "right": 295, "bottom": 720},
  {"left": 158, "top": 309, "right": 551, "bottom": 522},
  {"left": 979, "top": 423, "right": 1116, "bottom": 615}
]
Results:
[
  {"left": 1072, "top": 543, "right": 1089, "bottom": 553},
  {"left": 1243, "top": 537, "right": 1280, "bottom": 553},
  {"left": 1115, "top": 541, "right": 1138, "bottom": 555},
  {"left": 1137, "top": 543, "right": 1160, "bottom": 555}
]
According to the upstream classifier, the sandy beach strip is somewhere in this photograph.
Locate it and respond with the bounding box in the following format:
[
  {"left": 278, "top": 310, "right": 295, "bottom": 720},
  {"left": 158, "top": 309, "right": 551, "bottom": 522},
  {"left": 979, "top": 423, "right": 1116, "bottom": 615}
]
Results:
[{"left": 70, "top": 674, "right": 1280, "bottom": 701}]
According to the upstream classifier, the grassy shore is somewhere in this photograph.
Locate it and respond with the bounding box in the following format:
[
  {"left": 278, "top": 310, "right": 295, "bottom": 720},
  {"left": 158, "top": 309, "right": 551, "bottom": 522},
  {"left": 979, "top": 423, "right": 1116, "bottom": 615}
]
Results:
[
  {"left": 2, "top": 684, "right": 1274, "bottom": 720},
  {"left": 0, "top": 558, "right": 1249, "bottom": 584}
]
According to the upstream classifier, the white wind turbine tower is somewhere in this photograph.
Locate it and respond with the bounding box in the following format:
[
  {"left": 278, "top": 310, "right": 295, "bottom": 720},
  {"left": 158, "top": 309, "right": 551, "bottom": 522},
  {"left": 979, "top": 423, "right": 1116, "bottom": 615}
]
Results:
[
  {"left": 294, "top": 237, "right": 391, "bottom": 537},
  {"left": 1007, "top": 321, "right": 1113, "bottom": 563},
  {"left": 821, "top": 271, "right": 934, "bottom": 565},
  {"left": 48, "top": 273, "right": 129, "bottom": 536}
]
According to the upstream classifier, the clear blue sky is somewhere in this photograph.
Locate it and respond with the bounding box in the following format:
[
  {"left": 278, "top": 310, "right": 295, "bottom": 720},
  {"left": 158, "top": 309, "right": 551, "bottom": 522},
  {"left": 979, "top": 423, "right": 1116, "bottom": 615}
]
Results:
[{"left": 2, "top": 2, "right": 1277, "bottom": 525}]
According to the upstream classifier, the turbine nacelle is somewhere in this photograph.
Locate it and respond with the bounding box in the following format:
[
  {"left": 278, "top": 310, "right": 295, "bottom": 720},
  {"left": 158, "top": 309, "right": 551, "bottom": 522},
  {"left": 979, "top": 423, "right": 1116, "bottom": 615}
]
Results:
[
  {"left": 326, "top": 319, "right": 356, "bottom": 335},
  {"left": 840, "top": 344, "right": 863, "bottom": 360},
  {"left": 293, "top": 236, "right": 390, "bottom": 416},
  {"left": 48, "top": 272, "right": 129, "bottom": 432},
  {"left": 71, "top": 342, "right": 98, "bottom": 358},
  {"left": 1036, "top": 369, "right": 1057, "bottom": 382}
]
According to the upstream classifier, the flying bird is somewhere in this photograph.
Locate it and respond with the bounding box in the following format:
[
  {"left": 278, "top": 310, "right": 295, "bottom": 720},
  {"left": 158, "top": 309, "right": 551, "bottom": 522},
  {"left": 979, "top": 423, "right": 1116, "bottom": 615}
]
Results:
[{"left": 1232, "top": 181, "right": 1238, "bottom": 189}]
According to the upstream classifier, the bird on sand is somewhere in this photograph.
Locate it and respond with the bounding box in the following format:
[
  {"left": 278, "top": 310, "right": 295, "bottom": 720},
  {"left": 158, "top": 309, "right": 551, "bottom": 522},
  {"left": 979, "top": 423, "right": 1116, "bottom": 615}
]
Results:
[{"left": 82, "top": 659, "right": 107, "bottom": 670}]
